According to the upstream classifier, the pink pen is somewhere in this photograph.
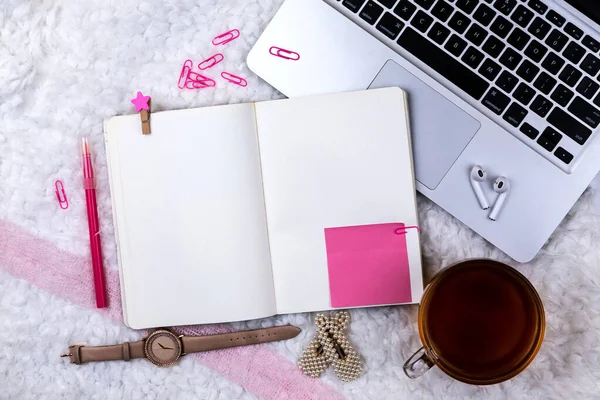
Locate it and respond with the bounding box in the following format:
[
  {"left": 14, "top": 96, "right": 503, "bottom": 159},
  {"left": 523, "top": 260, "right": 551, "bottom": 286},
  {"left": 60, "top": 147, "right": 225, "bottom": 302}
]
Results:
[{"left": 82, "top": 138, "right": 107, "bottom": 308}]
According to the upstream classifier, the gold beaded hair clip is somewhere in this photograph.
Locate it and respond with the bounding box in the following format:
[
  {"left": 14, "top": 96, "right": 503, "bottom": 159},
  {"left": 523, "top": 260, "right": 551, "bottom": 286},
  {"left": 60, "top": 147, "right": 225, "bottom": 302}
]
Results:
[{"left": 298, "top": 311, "right": 363, "bottom": 382}]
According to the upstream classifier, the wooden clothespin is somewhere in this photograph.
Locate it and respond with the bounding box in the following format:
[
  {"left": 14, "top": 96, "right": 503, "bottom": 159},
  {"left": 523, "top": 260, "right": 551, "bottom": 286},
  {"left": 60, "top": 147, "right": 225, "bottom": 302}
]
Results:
[{"left": 131, "top": 91, "right": 151, "bottom": 134}]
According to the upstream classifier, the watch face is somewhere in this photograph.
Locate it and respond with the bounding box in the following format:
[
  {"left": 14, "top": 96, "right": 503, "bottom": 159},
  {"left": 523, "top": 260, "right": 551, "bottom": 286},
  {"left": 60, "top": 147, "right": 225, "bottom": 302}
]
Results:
[{"left": 144, "top": 330, "right": 182, "bottom": 366}]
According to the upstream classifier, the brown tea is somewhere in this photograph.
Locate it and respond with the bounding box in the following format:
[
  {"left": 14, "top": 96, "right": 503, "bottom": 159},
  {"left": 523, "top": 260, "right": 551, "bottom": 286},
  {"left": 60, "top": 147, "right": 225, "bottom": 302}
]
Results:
[{"left": 419, "top": 260, "right": 544, "bottom": 384}]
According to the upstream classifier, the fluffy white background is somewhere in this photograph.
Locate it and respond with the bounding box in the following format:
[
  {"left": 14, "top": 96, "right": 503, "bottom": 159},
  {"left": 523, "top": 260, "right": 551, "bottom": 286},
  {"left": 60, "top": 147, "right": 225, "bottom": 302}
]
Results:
[{"left": 1, "top": 0, "right": 600, "bottom": 399}]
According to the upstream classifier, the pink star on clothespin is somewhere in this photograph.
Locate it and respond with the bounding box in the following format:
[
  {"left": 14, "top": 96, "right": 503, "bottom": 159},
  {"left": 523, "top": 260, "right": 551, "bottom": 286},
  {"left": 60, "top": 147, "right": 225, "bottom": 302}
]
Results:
[{"left": 131, "top": 91, "right": 151, "bottom": 113}]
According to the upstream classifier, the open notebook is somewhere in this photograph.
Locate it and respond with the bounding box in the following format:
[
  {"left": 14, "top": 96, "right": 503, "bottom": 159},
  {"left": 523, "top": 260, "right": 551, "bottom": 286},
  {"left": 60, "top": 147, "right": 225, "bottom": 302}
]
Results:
[{"left": 105, "top": 88, "right": 423, "bottom": 329}]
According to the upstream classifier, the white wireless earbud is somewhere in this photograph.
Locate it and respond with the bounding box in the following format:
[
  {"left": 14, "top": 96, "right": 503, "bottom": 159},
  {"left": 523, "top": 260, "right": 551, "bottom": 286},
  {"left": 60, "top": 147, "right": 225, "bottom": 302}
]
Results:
[
  {"left": 489, "top": 176, "right": 510, "bottom": 221},
  {"left": 470, "top": 165, "right": 490, "bottom": 210}
]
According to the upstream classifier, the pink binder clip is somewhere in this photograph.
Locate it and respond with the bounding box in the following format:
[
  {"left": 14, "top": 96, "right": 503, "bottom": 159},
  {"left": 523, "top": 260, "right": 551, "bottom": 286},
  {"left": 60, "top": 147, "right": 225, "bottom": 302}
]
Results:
[
  {"left": 221, "top": 72, "right": 247, "bottom": 87},
  {"left": 212, "top": 29, "right": 240, "bottom": 46},
  {"left": 55, "top": 180, "right": 69, "bottom": 210},
  {"left": 198, "top": 53, "right": 224, "bottom": 70},
  {"left": 269, "top": 46, "right": 300, "bottom": 61}
]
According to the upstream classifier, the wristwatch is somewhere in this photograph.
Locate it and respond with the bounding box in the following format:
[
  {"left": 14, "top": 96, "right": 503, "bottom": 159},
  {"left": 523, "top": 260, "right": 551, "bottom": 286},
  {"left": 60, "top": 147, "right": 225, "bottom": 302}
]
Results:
[{"left": 61, "top": 325, "right": 301, "bottom": 366}]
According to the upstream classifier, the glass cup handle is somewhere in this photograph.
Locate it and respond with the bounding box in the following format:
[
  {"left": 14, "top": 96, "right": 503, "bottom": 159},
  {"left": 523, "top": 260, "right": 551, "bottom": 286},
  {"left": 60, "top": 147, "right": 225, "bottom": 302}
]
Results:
[{"left": 403, "top": 347, "right": 435, "bottom": 379}]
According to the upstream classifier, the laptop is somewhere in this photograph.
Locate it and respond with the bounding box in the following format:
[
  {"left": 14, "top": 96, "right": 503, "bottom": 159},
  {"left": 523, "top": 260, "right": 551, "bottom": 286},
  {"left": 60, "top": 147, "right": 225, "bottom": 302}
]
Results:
[{"left": 247, "top": 0, "right": 600, "bottom": 262}]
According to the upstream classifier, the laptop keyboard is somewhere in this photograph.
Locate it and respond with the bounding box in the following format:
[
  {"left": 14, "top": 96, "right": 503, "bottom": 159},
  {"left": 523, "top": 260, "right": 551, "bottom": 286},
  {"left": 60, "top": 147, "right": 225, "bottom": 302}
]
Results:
[{"left": 335, "top": 0, "right": 600, "bottom": 170}]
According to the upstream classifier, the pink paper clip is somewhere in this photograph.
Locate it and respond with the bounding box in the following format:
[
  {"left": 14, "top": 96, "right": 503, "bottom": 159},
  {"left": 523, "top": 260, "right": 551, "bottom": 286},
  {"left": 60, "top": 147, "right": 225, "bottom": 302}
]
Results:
[
  {"left": 221, "top": 72, "right": 247, "bottom": 87},
  {"left": 55, "top": 180, "right": 69, "bottom": 210},
  {"left": 198, "top": 53, "right": 224, "bottom": 70},
  {"left": 178, "top": 59, "right": 216, "bottom": 90},
  {"left": 188, "top": 71, "right": 216, "bottom": 88},
  {"left": 178, "top": 60, "right": 194, "bottom": 89},
  {"left": 394, "top": 225, "right": 420, "bottom": 235},
  {"left": 212, "top": 29, "right": 240, "bottom": 46},
  {"left": 269, "top": 46, "right": 301, "bottom": 61}
]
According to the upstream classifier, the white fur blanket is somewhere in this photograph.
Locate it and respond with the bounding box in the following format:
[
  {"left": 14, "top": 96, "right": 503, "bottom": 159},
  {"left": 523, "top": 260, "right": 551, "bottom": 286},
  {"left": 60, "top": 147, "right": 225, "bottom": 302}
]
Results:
[{"left": 1, "top": 0, "right": 600, "bottom": 398}]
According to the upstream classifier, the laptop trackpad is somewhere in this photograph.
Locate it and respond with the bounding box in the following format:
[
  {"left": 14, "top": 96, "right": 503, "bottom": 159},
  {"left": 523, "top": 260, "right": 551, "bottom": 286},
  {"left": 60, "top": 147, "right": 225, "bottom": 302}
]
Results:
[{"left": 368, "top": 60, "right": 481, "bottom": 190}]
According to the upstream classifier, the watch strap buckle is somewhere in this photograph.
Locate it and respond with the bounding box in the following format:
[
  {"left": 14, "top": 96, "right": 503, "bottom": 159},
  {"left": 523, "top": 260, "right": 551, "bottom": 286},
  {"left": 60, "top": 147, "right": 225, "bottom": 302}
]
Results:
[{"left": 61, "top": 345, "right": 85, "bottom": 364}]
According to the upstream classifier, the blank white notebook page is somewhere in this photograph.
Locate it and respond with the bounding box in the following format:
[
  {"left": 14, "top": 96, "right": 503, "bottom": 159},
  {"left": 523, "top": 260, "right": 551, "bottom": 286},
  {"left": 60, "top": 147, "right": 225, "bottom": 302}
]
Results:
[
  {"left": 105, "top": 104, "right": 276, "bottom": 329},
  {"left": 255, "top": 88, "right": 423, "bottom": 314}
]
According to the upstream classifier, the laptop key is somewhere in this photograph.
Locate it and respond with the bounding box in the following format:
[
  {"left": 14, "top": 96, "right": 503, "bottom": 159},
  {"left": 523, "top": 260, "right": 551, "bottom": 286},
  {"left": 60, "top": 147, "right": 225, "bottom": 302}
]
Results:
[
  {"left": 525, "top": 40, "right": 548, "bottom": 63},
  {"left": 530, "top": 94, "right": 552, "bottom": 117},
  {"left": 490, "top": 15, "right": 513, "bottom": 38},
  {"left": 376, "top": 12, "right": 406, "bottom": 39},
  {"left": 448, "top": 11, "right": 472, "bottom": 34},
  {"left": 548, "top": 106, "right": 593, "bottom": 144},
  {"left": 445, "top": 34, "right": 469, "bottom": 56},
  {"left": 378, "top": 0, "right": 398, "bottom": 7},
  {"left": 397, "top": 27, "right": 490, "bottom": 99},
  {"left": 465, "top": 23, "right": 488, "bottom": 46},
  {"left": 595, "top": 93, "right": 600, "bottom": 108},
  {"left": 456, "top": 0, "right": 479, "bottom": 14},
  {"left": 541, "top": 52, "right": 565, "bottom": 75},
  {"left": 559, "top": 64, "right": 583, "bottom": 87},
  {"left": 517, "top": 60, "right": 540, "bottom": 82},
  {"left": 550, "top": 84, "right": 574, "bottom": 107},
  {"left": 411, "top": 10, "right": 434, "bottom": 32},
  {"left": 479, "top": 58, "right": 503, "bottom": 80},
  {"left": 394, "top": 0, "right": 417, "bottom": 20},
  {"left": 537, "top": 134, "right": 558, "bottom": 152},
  {"left": 534, "top": 71, "right": 557, "bottom": 94},
  {"left": 343, "top": 0, "right": 367, "bottom": 13},
  {"left": 528, "top": 0, "right": 547, "bottom": 15},
  {"left": 462, "top": 46, "right": 485, "bottom": 68},
  {"left": 428, "top": 22, "right": 451, "bottom": 44},
  {"left": 514, "top": 82, "right": 536, "bottom": 105},
  {"left": 431, "top": 0, "right": 455, "bottom": 22},
  {"left": 537, "top": 127, "right": 561, "bottom": 152},
  {"left": 507, "top": 28, "right": 530, "bottom": 51},
  {"left": 554, "top": 147, "right": 574, "bottom": 164},
  {"left": 503, "top": 102, "right": 528, "bottom": 126},
  {"left": 545, "top": 29, "right": 568, "bottom": 52},
  {"left": 564, "top": 22, "right": 583, "bottom": 40},
  {"left": 415, "top": 0, "right": 436, "bottom": 9},
  {"left": 582, "top": 35, "right": 600, "bottom": 53},
  {"left": 474, "top": 4, "right": 496, "bottom": 26},
  {"left": 493, "top": 0, "right": 517, "bottom": 16},
  {"left": 545, "top": 10, "right": 565, "bottom": 27},
  {"left": 576, "top": 77, "right": 600, "bottom": 100},
  {"left": 360, "top": 1, "right": 385, "bottom": 24},
  {"left": 563, "top": 42, "right": 586, "bottom": 64},
  {"left": 581, "top": 54, "right": 600, "bottom": 77},
  {"left": 569, "top": 97, "right": 600, "bottom": 128},
  {"left": 497, "top": 70, "right": 519, "bottom": 93},
  {"left": 541, "top": 126, "right": 562, "bottom": 144},
  {"left": 482, "top": 35, "right": 506, "bottom": 58},
  {"left": 482, "top": 87, "right": 511, "bottom": 114},
  {"left": 528, "top": 17, "right": 551, "bottom": 40},
  {"left": 520, "top": 122, "right": 539, "bottom": 139},
  {"left": 511, "top": 5, "right": 534, "bottom": 28},
  {"left": 500, "top": 48, "right": 523, "bottom": 70}
]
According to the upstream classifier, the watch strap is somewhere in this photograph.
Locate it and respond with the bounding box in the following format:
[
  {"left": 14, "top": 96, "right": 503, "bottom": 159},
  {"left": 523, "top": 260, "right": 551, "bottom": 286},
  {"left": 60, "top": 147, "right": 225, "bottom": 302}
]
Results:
[
  {"left": 65, "top": 340, "right": 146, "bottom": 365},
  {"left": 181, "top": 325, "right": 301, "bottom": 354}
]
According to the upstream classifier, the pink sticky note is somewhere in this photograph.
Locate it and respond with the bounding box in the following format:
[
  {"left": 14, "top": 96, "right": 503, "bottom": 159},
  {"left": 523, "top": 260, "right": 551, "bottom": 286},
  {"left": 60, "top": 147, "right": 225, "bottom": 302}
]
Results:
[{"left": 324, "top": 223, "right": 412, "bottom": 308}]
